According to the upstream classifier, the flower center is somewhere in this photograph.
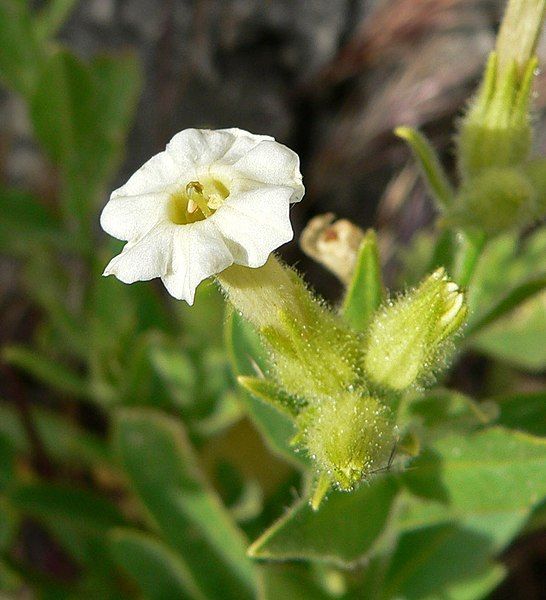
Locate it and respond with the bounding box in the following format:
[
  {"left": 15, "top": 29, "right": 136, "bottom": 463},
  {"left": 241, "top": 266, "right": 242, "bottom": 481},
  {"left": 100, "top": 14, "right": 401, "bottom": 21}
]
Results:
[{"left": 168, "top": 178, "right": 229, "bottom": 225}]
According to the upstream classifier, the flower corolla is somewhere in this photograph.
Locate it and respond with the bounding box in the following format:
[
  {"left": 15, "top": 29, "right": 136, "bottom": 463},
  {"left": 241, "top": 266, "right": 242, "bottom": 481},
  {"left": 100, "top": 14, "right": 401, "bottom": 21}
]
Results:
[{"left": 100, "top": 128, "right": 304, "bottom": 303}]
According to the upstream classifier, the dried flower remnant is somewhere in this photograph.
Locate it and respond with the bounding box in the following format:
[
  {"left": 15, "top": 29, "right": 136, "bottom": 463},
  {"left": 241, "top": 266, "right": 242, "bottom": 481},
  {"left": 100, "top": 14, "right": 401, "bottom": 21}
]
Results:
[{"left": 300, "top": 213, "right": 365, "bottom": 283}]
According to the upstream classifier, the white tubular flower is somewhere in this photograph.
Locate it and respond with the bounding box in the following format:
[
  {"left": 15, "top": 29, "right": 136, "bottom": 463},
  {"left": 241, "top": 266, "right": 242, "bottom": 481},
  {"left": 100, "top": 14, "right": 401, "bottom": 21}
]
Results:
[{"left": 100, "top": 128, "right": 304, "bottom": 304}]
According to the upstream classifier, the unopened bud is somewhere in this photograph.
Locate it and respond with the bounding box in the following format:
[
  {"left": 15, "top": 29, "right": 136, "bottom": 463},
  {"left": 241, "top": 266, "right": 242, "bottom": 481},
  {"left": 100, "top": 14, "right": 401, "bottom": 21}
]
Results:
[
  {"left": 496, "top": 0, "right": 545, "bottom": 78},
  {"left": 364, "top": 269, "right": 467, "bottom": 391},
  {"left": 457, "top": 52, "right": 536, "bottom": 179}
]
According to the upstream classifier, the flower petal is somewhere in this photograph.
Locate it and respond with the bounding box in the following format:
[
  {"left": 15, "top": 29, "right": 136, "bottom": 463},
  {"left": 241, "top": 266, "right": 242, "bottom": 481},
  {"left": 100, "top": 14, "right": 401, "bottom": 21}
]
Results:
[
  {"left": 100, "top": 193, "right": 169, "bottom": 241},
  {"left": 161, "top": 220, "right": 233, "bottom": 304},
  {"left": 212, "top": 185, "right": 294, "bottom": 268},
  {"left": 112, "top": 150, "right": 183, "bottom": 198},
  {"left": 103, "top": 222, "right": 174, "bottom": 284},
  {"left": 230, "top": 140, "right": 304, "bottom": 202},
  {"left": 167, "top": 128, "right": 272, "bottom": 170},
  {"left": 216, "top": 128, "right": 274, "bottom": 163}
]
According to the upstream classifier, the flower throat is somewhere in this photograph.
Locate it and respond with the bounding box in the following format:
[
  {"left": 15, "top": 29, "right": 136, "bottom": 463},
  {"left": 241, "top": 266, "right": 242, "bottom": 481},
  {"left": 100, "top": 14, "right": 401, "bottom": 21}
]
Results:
[{"left": 168, "top": 178, "right": 229, "bottom": 225}]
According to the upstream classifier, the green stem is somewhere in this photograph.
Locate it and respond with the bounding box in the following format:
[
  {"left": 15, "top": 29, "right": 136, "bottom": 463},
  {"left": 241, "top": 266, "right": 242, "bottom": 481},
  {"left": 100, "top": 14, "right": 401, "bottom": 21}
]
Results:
[{"left": 454, "top": 231, "right": 487, "bottom": 288}]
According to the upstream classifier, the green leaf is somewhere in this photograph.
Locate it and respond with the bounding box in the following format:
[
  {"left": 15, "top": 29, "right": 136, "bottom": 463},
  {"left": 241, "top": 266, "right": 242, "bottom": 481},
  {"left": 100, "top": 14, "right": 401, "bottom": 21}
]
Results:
[
  {"left": 527, "top": 497, "right": 546, "bottom": 532},
  {"left": 467, "top": 275, "right": 546, "bottom": 335},
  {"left": 400, "top": 427, "right": 546, "bottom": 550},
  {"left": 0, "top": 434, "right": 15, "bottom": 492},
  {"left": 403, "top": 426, "right": 546, "bottom": 512},
  {"left": 400, "top": 500, "right": 528, "bottom": 558},
  {"left": 441, "top": 563, "right": 507, "bottom": 600},
  {"left": 0, "top": 404, "right": 109, "bottom": 467},
  {"left": 378, "top": 524, "right": 506, "bottom": 600},
  {"left": 258, "top": 564, "right": 333, "bottom": 600},
  {"left": 341, "top": 229, "right": 384, "bottom": 332},
  {"left": 0, "top": 498, "right": 17, "bottom": 550},
  {"left": 193, "top": 392, "right": 244, "bottom": 438},
  {"left": 3, "top": 345, "right": 89, "bottom": 399},
  {"left": 470, "top": 290, "right": 546, "bottom": 371},
  {"left": 395, "top": 127, "right": 454, "bottom": 210},
  {"left": 249, "top": 476, "right": 399, "bottom": 567},
  {"left": 0, "top": 560, "right": 21, "bottom": 593},
  {"left": 119, "top": 333, "right": 156, "bottom": 406},
  {"left": 408, "top": 389, "right": 497, "bottom": 433},
  {"left": 467, "top": 229, "right": 546, "bottom": 325},
  {"left": 225, "top": 310, "right": 306, "bottom": 469},
  {"left": 492, "top": 390, "right": 546, "bottom": 437},
  {"left": 92, "top": 53, "right": 142, "bottom": 141},
  {"left": 523, "top": 156, "right": 546, "bottom": 215},
  {"left": 150, "top": 343, "right": 197, "bottom": 403},
  {"left": 10, "top": 483, "right": 126, "bottom": 534},
  {"left": 427, "top": 228, "right": 456, "bottom": 275},
  {"left": 453, "top": 230, "right": 486, "bottom": 288},
  {"left": 0, "top": 188, "right": 63, "bottom": 253},
  {"left": 113, "top": 409, "right": 257, "bottom": 600},
  {"left": 30, "top": 50, "right": 95, "bottom": 167},
  {"left": 0, "top": 0, "right": 43, "bottom": 97},
  {"left": 109, "top": 529, "right": 205, "bottom": 600},
  {"left": 34, "top": 0, "right": 78, "bottom": 41},
  {"left": 30, "top": 50, "right": 141, "bottom": 226},
  {"left": 86, "top": 52, "right": 142, "bottom": 218},
  {"left": 0, "top": 505, "right": 22, "bottom": 594}
]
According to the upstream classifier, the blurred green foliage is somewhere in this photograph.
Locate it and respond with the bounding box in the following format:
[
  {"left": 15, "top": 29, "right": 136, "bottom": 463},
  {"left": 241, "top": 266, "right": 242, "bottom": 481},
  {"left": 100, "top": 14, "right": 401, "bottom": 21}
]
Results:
[{"left": 0, "top": 1, "right": 545, "bottom": 599}]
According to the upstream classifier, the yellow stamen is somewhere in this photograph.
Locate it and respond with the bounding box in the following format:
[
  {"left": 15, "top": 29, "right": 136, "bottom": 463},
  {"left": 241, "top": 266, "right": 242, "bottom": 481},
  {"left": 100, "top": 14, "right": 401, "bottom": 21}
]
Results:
[
  {"left": 187, "top": 198, "right": 198, "bottom": 214},
  {"left": 168, "top": 178, "right": 229, "bottom": 225},
  {"left": 186, "top": 181, "right": 213, "bottom": 217}
]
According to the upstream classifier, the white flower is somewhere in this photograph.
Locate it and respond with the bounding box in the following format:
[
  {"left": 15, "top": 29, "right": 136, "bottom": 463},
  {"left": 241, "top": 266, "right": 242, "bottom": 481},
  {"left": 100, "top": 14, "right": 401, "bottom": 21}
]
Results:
[{"left": 100, "top": 128, "right": 304, "bottom": 304}]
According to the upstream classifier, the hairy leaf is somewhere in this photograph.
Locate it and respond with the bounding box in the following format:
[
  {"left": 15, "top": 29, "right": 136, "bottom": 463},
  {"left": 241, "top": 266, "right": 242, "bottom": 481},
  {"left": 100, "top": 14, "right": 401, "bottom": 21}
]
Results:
[
  {"left": 249, "top": 476, "right": 399, "bottom": 566},
  {"left": 110, "top": 529, "right": 205, "bottom": 600},
  {"left": 113, "top": 409, "right": 256, "bottom": 600},
  {"left": 225, "top": 310, "right": 306, "bottom": 469}
]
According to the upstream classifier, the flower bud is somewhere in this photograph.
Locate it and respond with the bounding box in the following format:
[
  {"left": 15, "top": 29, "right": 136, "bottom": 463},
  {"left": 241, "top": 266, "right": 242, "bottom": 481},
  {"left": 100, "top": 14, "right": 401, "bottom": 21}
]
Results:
[
  {"left": 457, "top": 52, "right": 536, "bottom": 180},
  {"left": 363, "top": 269, "right": 466, "bottom": 391},
  {"left": 300, "top": 392, "right": 394, "bottom": 491},
  {"left": 495, "top": 0, "right": 545, "bottom": 79}
]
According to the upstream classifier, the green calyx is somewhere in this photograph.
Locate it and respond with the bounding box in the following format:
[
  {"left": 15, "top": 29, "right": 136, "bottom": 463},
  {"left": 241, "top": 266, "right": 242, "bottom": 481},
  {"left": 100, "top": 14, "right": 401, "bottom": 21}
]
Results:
[
  {"left": 300, "top": 392, "right": 396, "bottom": 492},
  {"left": 363, "top": 269, "right": 467, "bottom": 392},
  {"left": 447, "top": 166, "right": 537, "bottom": 235},
  {"left": 224, "top": 258, "right": 466, "bottom": 506},
  {"left": 457, "top": 52, "right": 537, "bottom": 180}
]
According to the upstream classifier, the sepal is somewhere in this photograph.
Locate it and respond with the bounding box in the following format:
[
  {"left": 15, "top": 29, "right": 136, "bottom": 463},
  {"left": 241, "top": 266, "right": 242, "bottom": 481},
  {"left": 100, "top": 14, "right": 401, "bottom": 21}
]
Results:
[
  {"left": 446, "top": 167, "right": 537, "bottom": 235},
  {"left": 237, "top": 376, "right": 304, "bottom": 417},
  {"left": 395, "top": 127, "right": 454, "bottom": 210}
]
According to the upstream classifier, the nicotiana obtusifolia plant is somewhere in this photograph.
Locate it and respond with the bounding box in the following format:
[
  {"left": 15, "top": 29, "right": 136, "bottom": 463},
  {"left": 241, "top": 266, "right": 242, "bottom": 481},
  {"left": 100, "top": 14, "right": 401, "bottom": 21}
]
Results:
[
  {"left": 100, "top": 124, "right": 467, "bottom": 505},
  {"left": 99, "top": 0, "right": 546, "bottom": 516},
  {"left": 2, "top": 0, "right": 546, "bottom": 598}
]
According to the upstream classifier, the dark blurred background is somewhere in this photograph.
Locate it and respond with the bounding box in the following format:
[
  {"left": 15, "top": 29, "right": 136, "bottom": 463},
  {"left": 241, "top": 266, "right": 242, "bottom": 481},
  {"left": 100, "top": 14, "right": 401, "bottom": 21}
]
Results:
[
  {"left": 2, "top": 1, "right": 546, "bottom": 598},
  {"left": 4, "top": 1, "right": 546, "bottom": 292}
]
